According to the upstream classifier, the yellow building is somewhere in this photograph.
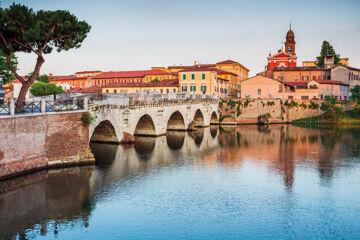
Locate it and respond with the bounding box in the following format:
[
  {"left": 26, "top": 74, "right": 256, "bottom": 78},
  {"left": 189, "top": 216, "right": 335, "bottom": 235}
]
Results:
[
  {"left": 178, "top": 66, "right": 228, "bottom": 98},
  {"left": 75, "top": 70, "right": 103, "bottom": 78},
  {"left": 302, "top": 58, "right": 349, "bottom": 67},
  {"left": 214, "top": 60, "right": 249, "bottom": 81},
  {"left": 102, "top": 79, "right": 179, "bottom": 94}
]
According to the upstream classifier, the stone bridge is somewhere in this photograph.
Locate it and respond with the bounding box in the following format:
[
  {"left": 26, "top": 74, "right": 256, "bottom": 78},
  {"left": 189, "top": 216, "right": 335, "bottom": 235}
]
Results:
[{"left": 88, "top": 93, "right": 219, "bottom": 143}]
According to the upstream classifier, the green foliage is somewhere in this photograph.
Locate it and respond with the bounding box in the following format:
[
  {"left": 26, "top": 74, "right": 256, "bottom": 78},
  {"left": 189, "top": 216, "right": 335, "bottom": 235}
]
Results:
[
  {"left": 308, "top": 101, "right": 319, "bottom": 110},
  {"left": 26, "top": 72, "right": 49, "bottom": 82},
  {"left": 266, "top": 101, "right": 275, "bottom": 106},
  {"left": 227, "top": 100, "right": 236, "bottom": 107},
  {"left": 300, "top": 103, "right": 307, "bottom": 109},
  {"left": 30, "top": 81, "right": 64, "bottom": 96},
  {"left": 316, "top": 41, "right": 340, "bottom": 67},
  {"left": 236, "top": 103, "right": 242, "bottom": 116},
  {"left": 309, "top": 84, "right": 318, "bottom": 89},
  {"left": 320, "top": 97, "right": 343, "bottom": 121},
  {"left": 244, "top": 99, "right": 251, "bottom": 108},
  {"left": 258, "top": 113, "right": 271, "bottom": 124},
  {"left": 219, "top": 112, "right": 231, "bottom": 122},
  {"left": 81, "top": 112, "right": 95, "bottom": 127},
  {"left": 350, "top": 85, "right": 360, "bottom": 104},
  {"left": 0, "top": 50, "right": 17, "bottom": 84}
]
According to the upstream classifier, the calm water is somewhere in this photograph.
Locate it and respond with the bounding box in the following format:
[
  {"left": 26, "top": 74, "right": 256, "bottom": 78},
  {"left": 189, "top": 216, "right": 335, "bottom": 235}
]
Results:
[{"left": 1, "top": 125, "right": 360, "bottom": 240}]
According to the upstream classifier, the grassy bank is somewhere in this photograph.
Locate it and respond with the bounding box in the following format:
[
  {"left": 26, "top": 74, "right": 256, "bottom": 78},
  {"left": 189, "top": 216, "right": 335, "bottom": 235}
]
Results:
[{"left": 292, "top": 110, "right": 360, "bottom": 128}]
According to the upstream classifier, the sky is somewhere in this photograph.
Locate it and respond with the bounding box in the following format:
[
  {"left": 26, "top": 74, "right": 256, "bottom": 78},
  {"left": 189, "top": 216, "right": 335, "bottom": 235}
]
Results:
[{"left": 2, "top": 0, "right": 360, "bottom": 77}]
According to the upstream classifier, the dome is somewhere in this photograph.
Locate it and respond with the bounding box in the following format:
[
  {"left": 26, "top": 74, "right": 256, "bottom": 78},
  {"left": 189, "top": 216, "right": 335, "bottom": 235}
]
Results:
[{"left": 286, "top": 29, "right": 294, "bottom": 38}]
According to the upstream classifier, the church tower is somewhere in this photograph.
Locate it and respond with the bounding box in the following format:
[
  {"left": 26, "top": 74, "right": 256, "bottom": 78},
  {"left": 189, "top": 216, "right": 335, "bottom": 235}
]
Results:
[{"left": 285, "top": 25, "right": 296, "bottom": 55}]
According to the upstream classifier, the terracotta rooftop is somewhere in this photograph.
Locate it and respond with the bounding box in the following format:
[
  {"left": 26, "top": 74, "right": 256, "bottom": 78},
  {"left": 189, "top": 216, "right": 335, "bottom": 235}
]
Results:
[
  {"left": 66, "top": 85, "right": 102, "bottom": 93},
  {"left": 316, "top": 80, "right": 349, "bottom": 86},
  {"left": 273, "top": 66, "right": 326, "bottom": 71},
  {"left": 103, "top": 79, "right": 179, "bottom": 88},
  {"left": 94, "top": 70, "right": 170, "bottom": 79},
  {"left": 216, "top": 60, "right": 239, "bottom": 65},
  {"left": 211, "top": 68, "right": 238, "bottom": 76},
  {"left": 75, "top": 70, "right": 102, "bottom": 74},
  {"left": 51, "top": 76, "right": 87, "bottom": 81}
]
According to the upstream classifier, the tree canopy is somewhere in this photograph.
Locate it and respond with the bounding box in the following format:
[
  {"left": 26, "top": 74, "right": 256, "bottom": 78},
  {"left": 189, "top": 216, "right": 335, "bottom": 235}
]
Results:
[
  {"left": 0, "top": 3, "right": 90, "bottom": 107},
  {"left": 350, "top": 85, "right": 360, "bottom": 104},
  {"left": 25, "top": 72, "right": 50, "bottom": 82},
  {"left": 30, "top": 81, "right": 64, "bottom": 96},
  {"left": 316, "top": 41, "right": 340, "bottom": 67},
  {"left": 0, "top": 50, "right": 18, "bottom": 84}
]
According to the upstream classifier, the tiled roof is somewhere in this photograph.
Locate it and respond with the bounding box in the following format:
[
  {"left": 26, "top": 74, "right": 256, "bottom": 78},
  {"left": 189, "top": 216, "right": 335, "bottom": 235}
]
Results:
[
  {"left": 178, "top": 66, "right": 216, "bottom": 72},
  {"left": 211, "top": 68, "right": 238, "bottom": 76},
  {"left": 316, "top": 80, "right": 349, "bottom": 86},
  {"left": 75, "top": 70, "right": 101, "bottom": 74},
  {"left": 103, "top": 79, "right": 179, "bottom": 88},
  {"left": 94, "top": 70, "right": 170, "bottom": 79},
  {"left": 216, "top": 60, "right": 239, "bottom": 65},
  {"left": 66, "top": 85, "right": 102, "bottom": 93},
  {"left": 285, "top": 82, "right": 308, "bottom": 87},
  {"left": 50, "top": 76, "right": 87, "bottom": 81},
  {"left": 217, "top": 77, "right": 229, "bottom": 81},
  {"left": 273, "top": 66, "right": 326, "bottom": 71}
]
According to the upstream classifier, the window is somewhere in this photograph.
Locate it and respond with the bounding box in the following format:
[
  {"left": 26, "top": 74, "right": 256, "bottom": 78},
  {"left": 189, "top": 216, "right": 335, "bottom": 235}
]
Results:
[
  {"left": 190, "top": 85, "right": 196, "bottom": 92},
  {"left": 160, "top": 89, "right": 163, "bottom": 93},
  {"left": 201, "top": 85, "right": 207, "bottom": 93},
  {"left": 167, "top": 89, "right": 169, "bottom": 93},
  {"left": 173, "top": 89, "right": 176, "bottom": 92},
  {"left": 301, "top": 96, "right": 309, "bottom": 100},
  {"left": 183, "top": 74, "right": 186, "bottom": 80},
  {"left": 258, "top": 89, "right": 261, "bottom": 95},
  {"left": 202, "top": 73, "right": 205, "bottom": 79},
  {"left": 288, "top": 96, "right": 293, "bottom": 99},
  {"left": 114, "top": 89, "right": 117, "bottom": 93},
  {"left": 182, "top": 85, "right": 187, "bottom": 91},
  {"left": 312, "top": 76, "right": 316, "bottom": 80},
  {"left": 106, "top": 90, "right": 109, "bottom": 93},
  {"left": 245, "top": 93, "right": 250, "bottom": 97},
  {"left": 191, "top": 74, "right": 195, "bottom": 80}
]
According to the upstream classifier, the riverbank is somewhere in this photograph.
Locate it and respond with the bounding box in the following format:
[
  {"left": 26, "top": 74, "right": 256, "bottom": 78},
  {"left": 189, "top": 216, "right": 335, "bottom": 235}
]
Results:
[{"left": 292, "top": 110, "right": 360, "bottom": 127}]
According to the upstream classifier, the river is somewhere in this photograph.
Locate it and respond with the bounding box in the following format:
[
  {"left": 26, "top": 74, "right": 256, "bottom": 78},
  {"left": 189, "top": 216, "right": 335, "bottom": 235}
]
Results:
[{"left": 1, "top": 125, "right": 360, "bottom": 239}]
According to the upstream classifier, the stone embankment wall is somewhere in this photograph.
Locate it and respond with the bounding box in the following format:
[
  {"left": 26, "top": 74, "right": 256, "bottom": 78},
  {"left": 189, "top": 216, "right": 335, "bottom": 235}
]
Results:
[
  {"left": 0, "top": 112, "right": 94, "bottom": 180},
  {"left": 219, "top": 99, "right": 325, "bottom": 124}
]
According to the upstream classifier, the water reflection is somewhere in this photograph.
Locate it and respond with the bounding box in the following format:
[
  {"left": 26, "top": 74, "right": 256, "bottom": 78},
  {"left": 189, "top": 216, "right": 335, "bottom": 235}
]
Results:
[{"left": 1, "top": 125, "right": 360, "bottom": 239}]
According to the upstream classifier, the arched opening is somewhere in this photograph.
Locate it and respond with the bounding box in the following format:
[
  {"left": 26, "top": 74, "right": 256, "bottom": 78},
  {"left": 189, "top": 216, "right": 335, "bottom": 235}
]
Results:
[
  {"left": 193, "top": 109, "right": 204, "bottom": 127},
  {"left": 210, "top": 111, "right": 218, "bottom": 125},
  {"left": 166, "top": 132, "right": 185, "bottom": 150},
  {"left": 90, "top": 120, "right": 119, "bottom": 144},
  {"left": 134, "top": 114, "right": 156, "bottom": 136},
  {"left": 189, "top": 128, "right": 204, "bottom": 147},
  {"left": 167, "top": 111, "right": 186, "bottom": 131},
  {"left": 135, "top": 137, "right": 155, "bottom": 161},
  {"left": 90, "top": 142, "right": 118, "bottom": 165},
  {"left": 210, "top": 126, "right": 218, "bottom": 139}
]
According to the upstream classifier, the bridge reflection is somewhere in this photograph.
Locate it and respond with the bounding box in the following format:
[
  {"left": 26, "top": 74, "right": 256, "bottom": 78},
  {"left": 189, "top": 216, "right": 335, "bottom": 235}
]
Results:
[{"left": 1, "top": 125, "right": 359, "bottom": 239}]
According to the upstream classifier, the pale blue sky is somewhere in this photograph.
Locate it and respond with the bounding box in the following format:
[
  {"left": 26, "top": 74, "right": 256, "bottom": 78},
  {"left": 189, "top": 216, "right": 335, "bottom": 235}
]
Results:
[{"left": 2, "top": 0, "right": 360, "bottom": 76}]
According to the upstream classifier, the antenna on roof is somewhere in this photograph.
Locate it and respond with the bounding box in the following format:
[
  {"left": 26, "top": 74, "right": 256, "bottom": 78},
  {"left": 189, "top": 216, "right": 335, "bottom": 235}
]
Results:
[{"left": 289, "top": 20, "right": 292, "bottom": 30}]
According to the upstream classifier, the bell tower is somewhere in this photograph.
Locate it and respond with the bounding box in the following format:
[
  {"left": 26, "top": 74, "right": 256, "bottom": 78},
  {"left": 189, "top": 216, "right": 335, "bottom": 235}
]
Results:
[{"left": 285, "top": 24, "right": 296, "bottom": 55}]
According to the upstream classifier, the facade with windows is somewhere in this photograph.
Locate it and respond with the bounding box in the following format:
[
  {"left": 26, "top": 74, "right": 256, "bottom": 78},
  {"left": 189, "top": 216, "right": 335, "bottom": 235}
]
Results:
[
  {"left": 101, "top": 79, "right": 179, "bottom": 94},
  {"left": 178, "top": 67, "right": 228, "bottom": 98}
]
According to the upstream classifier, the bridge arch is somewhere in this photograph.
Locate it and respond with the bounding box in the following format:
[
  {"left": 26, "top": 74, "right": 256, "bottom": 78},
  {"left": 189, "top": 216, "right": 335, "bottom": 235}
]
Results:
[
  {"left": 167, "top": 111, "right": 186, "bottom": 131},
  {"left": 193, "top": 109, "right": 205, "bottom": 127},
  {"left": 210, "top": 111, "right": 218, "bottom": 125},
  {"left": 90, "top": 120, "right": 119, "bottom": 143},
  {"left": 134, "top": 114, "right": 156, "bottom": 136}
]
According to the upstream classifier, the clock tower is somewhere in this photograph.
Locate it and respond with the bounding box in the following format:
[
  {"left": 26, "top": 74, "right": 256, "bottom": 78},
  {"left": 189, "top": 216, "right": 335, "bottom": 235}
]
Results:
[{"left": 285, "top": 25, "right": 296, "bottom": 55}]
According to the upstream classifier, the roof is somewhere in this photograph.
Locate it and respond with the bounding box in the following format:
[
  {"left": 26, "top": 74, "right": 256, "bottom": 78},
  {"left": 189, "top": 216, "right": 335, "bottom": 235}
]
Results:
[
  {"left": 286, "top": 29, "right": 294, "bottom": 37},
  {"left": 66, "top": 85, "right": 102, "bottom": 93},
  {"left": 94, "top": 70, "right": 170, "bottom": 79},
  {"left": 217, "top": 77, "right": 229, "bottom": 82},
  {"left": 286, "top": 80, "right": 349, "bottom": 87},
  {"left": 240, "top": 75, "right": 283, "bottom": 84},
  {"left": 273, "top": 66, "right": 326, "bottom": 71},
  {"left": 103, "top": 79, "right": 179, "bottom": 88},
  {"left": 75, "top": 70, "right": 101, "bottom": 74},
  {"left": 216, "top": 60, "right": 239, "bottom": 65},
  {"left": 211, "top": 68, "right": 238, "bottom": 76},
  {"left": 333, "top": 64, "right": 360, "bottom": 71},
  {"left": 178, "top": 66, "right": 216, "bottom": 73},
  {"left": 285, "top": 82, "right": 308, "bottom": 87},
  {"left": 50, "top": 76, "right": 88, "bottom": 81}
]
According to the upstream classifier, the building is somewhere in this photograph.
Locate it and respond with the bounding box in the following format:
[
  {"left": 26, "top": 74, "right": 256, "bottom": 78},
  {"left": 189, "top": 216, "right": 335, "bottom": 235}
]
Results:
[
  {"left": 302, "top": 58, "right": 349, "bottom": 67},
  {"left": 266, "top": 27, "right": 297, "bottom": 72},
  {"left": 93, "top": 69, "right": 175, "bottom": 87},
  {"left": 49, "top": 71, "right": 102, "bottom": 90},
  {"left": 102, "top": 79, "right": 179, "bottom": 94},
  {"left": 178, "top": 66, "right": 228, "bottom": 98},
  {"left": 273, "top": 66, "right": 331, "bottom": 82},
  {"left": 240, "top": 75, "right": 284, "bottom": 99}
]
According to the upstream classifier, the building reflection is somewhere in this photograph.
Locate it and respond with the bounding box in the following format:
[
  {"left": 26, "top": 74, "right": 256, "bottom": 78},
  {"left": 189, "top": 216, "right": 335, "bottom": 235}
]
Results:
[
  {"left": 0, "top": 166, "right": 94, "bottom": 239},
  {"left": 1, "top": 125, "right": 359, "bottom": 239}
]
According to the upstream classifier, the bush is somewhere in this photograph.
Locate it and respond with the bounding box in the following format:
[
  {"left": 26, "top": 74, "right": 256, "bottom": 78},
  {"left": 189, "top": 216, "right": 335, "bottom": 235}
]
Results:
[
  {"left": 81, "top": 112, "right": 95, "bottom": 127},
  {"left": 320, "top": 97, "right": 343, "bottom": 121},
  {"left": 309, "top": 101, "right": 319, "bottom": 110},
  {"left": 30, "top": 81, "right": 64, "bottom": 96}
]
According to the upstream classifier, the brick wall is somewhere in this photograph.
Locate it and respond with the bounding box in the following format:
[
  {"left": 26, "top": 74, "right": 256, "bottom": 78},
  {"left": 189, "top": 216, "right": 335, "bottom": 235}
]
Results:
[{"left": 0, "top": 112, "right": 94, "bottom": 180}]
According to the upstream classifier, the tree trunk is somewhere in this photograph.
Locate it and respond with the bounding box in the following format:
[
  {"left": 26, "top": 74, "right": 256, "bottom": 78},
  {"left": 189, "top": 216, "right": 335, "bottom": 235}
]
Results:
[
  {"left": 15, "top": 82, "right": 31, "bottom": 112},
  {"left": 15, "top": 55, "right": 44, "bottom": 112}
]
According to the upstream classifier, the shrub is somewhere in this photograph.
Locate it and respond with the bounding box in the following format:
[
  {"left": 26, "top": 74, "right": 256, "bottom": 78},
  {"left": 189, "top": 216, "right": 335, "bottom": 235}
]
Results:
[
  {"left": 320, "top": 97, "right": 343, "bottom": 121},
  {"left": 308, "top": 101, "right": 319, "bottom": 110},
  {"left": 300, "top": 103, "right": 307, "bottom": 109},
  {"left": 81, "top": 112, "right": 95, "bottom": 127},
  {"left": 266, "top": 101, "right": 275, "bottom": 106},
  {"left": 30, "top": 81, "right": 64, "bottom": 96}
]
